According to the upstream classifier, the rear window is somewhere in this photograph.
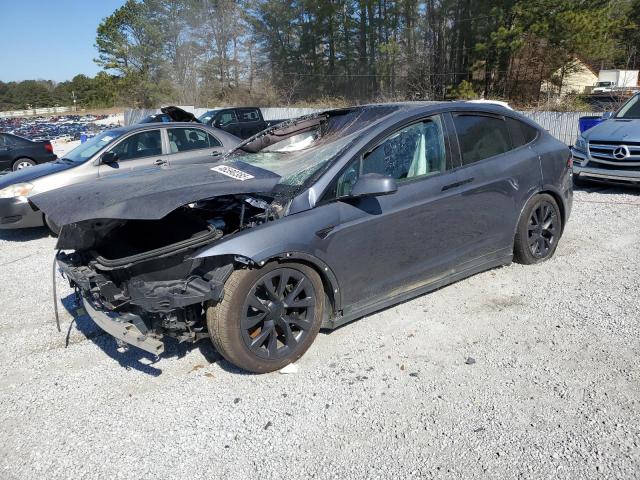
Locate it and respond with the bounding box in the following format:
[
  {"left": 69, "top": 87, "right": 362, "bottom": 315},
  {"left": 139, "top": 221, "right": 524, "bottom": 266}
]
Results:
[
  {"left": 506, "top": 117, "right": 538, "bottom": 147},
  {"left": 453, "top": 114, "right": 512, "bottom": 165}
]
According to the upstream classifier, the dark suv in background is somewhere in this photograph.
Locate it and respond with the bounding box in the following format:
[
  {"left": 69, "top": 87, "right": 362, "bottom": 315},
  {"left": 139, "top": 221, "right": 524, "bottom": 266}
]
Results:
[{"left": 0, "top": 133, "right": 56, "bottom": 171}]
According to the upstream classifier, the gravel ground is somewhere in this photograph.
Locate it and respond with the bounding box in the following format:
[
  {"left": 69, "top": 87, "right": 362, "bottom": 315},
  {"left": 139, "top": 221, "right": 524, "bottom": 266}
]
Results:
[{"left": 0, "top": 185, "right": 639, "bottom": 479}]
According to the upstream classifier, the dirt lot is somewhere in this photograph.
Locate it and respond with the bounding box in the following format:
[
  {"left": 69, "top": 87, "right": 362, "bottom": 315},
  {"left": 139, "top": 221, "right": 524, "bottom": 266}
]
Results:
[{"left": 0, "top": 185, "right": 639, "bottom": 479}]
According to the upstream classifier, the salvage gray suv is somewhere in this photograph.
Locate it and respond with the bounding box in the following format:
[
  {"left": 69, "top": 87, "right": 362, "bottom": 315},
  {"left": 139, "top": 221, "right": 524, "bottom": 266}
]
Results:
[
  {"left": 33, "top": 103, "right": 573, "bottom": 373},
  {"left": 572, "top": 93, "right": 640, "bottom": 186}
]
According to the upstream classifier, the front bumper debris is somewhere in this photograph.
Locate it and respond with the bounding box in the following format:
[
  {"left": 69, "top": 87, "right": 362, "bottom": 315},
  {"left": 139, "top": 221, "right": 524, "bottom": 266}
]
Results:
[{"left": 81, "top": 296, "right": 165, "bottom": 355}]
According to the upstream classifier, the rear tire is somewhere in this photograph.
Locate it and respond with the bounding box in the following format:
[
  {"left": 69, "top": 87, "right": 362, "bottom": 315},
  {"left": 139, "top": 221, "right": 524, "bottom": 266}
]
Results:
[
  {"left": 207, "top": 262, "right": 324, "bottom": 373},
  {"left": 514, "top": 194, "right": 562, "bottom": 265},
  {"left": 12, "top": 158, "right": 36, "bottom": 171}
]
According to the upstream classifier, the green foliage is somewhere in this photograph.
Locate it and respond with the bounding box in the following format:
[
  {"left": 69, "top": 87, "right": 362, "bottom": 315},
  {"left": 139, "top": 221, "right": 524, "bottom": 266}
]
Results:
[
  {"left": 4, "top": 0, "right": 640, "bottom": 109},
  {"left": 0, "top": 74, "right": 121, "bottom": 111},
  {"left": 447, "top": 80, "right": 478, "bottom": 100}
]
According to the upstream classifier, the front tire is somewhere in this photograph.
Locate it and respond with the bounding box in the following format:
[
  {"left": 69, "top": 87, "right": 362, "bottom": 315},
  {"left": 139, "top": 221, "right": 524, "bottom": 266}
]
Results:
[
  {"left": 207, "top": 262, "right": 324, "bottom": 373},
  {"left": 44, "top": 215, "right": 60, "bottom": 236},
  {"left": 514, "top": 194, "right": 562, "bottom": 265}
]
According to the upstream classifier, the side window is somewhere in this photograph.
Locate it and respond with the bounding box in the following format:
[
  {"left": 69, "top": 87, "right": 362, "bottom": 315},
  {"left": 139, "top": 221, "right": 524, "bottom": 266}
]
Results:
[
  {"left": 332, "top": 116, "right": 447, "bottom": 198},
  {"left": 453, "top": 114, "right": 512, "bottom": 165},
  {"left": 167, "top": 128, "right": 220, "bottom": 153},
  {"left": 237, "top": 108, "right": 260, "bottom": 122},
  {"left": 217, "top": 111, "right": 237, "bottom": 126},
  {"left": 109, "top": 130, "right": 162, "bottom": 161},
  {"left": 208, "top": 133, "right": 222, "bottom": 147},
  {"left": 506, "top": 117, "right": 538, "bottom": 147}
]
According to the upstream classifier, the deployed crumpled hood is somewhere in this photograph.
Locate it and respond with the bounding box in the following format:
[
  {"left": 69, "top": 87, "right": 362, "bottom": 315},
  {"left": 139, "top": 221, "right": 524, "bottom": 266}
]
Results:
[
  {"left": 584, "top": 119, "right": 640, "bottom": 142},
  {"left": 30, "top": 161, "right": 280, "bottom": 226},
  {"left": 0, "top": 160, "right": 73, "bottom": 189}
]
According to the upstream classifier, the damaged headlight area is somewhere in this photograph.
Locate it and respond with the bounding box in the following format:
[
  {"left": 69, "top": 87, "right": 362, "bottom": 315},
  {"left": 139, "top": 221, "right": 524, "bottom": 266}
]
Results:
[
  {"left": 0, "top": 183, "right": 33, "bottom": 199},
  {"left": 56, "top": 194, "right": 279, "bottom": 353}
]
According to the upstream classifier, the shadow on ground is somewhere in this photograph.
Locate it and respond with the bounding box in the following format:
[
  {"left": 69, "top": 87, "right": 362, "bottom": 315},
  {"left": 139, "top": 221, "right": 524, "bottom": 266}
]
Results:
[
  {"left": 574, "top": 182, "right": 640, "bottom": 196},
  {"left": 61, "top": 293, "right": 227, "bottom": 376},
  {"left": 0, "top": 226, "right": 50, "bottom": 242}
]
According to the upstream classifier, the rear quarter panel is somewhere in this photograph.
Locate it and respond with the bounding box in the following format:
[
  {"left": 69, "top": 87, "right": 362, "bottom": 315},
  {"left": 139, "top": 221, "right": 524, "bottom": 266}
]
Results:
[{"left": 533, "top": 133, "right": 573, "bottom": 224}]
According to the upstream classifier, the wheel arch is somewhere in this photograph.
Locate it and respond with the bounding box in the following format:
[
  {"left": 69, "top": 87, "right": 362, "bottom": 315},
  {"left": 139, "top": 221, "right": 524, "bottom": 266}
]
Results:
[
  {"left": 514, "top": 187, "right": 567, "bottom": 237},
  {"left": 210, "top": 250, "right": 342, "bottom": 319}
]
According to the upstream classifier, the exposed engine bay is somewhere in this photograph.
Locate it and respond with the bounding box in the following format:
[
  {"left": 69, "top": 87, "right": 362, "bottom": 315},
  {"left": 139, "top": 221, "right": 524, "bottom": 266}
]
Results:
[{"left": 57, "top": 194, "right": 282, "bottom": 350}]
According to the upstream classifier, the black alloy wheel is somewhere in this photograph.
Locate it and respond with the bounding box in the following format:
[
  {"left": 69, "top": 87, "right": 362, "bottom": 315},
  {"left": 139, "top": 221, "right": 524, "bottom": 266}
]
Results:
[
  {"left": 527, "top": 200, "right": 559, "bottom": 259},
  {"left": 241, "top": 268, "right": 316, "bottom": 360},
  {"left": 206, "top": 262, "right": 324, "bottom": 373},
  {"left": 514, "top": 193, "right": 562, "bottom": 265}
]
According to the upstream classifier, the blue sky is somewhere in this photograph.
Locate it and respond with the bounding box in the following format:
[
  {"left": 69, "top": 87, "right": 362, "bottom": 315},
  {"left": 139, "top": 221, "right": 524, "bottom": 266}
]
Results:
[{"left": 0, "top": 0, "right": 126, "bottom": 82}]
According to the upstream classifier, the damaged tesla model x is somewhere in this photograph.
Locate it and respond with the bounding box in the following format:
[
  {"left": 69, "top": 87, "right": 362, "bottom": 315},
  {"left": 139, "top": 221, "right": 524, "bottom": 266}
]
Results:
[{"left": 31, "top": 103, "right": 573, "bottom": 373}]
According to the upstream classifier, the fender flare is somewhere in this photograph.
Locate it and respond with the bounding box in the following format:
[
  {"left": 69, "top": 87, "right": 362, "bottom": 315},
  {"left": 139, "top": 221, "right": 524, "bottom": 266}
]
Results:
[
  {"left": 198, "top": 248, "right": 343, "bottom": 313},
  {"left": 513, "top": 185, "right": 567, "bottom": 236}
]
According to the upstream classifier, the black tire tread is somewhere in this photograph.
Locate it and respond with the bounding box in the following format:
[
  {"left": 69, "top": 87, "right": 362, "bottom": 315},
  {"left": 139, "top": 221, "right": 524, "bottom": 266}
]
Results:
[
  {"left": 206, "top": 263, "right": 324, "bottom": 373},
  {"left": 12, "top": 158, "right": 36, "bottom": 171},
  {"left": 513, "top": 193, "right": 561, "bottom": 265}
]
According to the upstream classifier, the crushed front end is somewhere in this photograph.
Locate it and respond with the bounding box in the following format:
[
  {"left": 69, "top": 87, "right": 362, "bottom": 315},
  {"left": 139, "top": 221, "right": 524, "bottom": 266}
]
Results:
[{"left": 55, "top": 194, "right": 279, "bottom": 354}]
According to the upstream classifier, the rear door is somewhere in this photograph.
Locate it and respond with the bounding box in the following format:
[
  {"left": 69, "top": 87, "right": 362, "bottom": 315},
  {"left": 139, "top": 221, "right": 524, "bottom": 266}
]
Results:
[
  {"left": 446, "top": 112, "right": 541, "bottom": 264},
  {"left": 165, "top": 126, "right": 225, "bottom": 165},
  {"left": 98, "top": 129, "right": 166, "bottom": 176}
]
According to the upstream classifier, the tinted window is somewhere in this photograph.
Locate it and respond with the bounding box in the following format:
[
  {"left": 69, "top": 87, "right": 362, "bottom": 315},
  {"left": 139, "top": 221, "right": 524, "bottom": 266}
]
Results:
[
  {"left": 453, "top": 114, "right": 511, "bottom": 165},
  {"left": 109, "top": 130, "right": 162, "bottom": 161},
  {"left": 616, "top": 94, "right": 640, "bottom": 119},
  {"left": 507, "top": 117, "right": 538, "bottom": 147},
  {"left": 332, "top": 116, "right": 447, "bottom": 198},
  {"left": 167, "top": 128, "right": 221, "bottom": 153},
  {"left": 217, "top": 111, "right": 237, "bottom": 126}
]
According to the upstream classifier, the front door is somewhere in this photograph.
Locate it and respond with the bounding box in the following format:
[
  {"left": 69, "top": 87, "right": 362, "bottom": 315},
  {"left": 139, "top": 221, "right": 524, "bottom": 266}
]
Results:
[
  {"left": 319, "top": 115, "right": 469, "bottom": 312},
  {"left": 98, "top": 129, "right": 166, "bottom": 176}
]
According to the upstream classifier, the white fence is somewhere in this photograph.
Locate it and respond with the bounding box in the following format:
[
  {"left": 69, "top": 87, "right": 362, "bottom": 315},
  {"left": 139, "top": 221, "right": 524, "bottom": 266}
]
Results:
[
  {"left": 124, "top": 106, "right": 601, "bottom": 146},
  {"left": 0, "top": 106, "right": 73, "bottom": 118}
]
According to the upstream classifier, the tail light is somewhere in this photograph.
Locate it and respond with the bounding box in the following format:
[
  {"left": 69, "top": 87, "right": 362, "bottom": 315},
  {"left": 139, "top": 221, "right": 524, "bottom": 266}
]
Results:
[
  {"left": 567, "top": 154, "right": 573, "bottom": 169},
  {"left": 44, "top": 142, "right": 53, "bottom": 154}
]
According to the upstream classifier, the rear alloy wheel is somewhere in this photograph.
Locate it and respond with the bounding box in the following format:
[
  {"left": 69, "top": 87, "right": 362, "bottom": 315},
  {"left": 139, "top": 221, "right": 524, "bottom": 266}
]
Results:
[
  {"left": 207, "top": 262, "right": 324, "bottom": 373},
  {"left": 13, "top": 158, "right": 36, "bottom": 171},
  {"left": 514, "top": 194, "right": 561, "bottom": 265}
]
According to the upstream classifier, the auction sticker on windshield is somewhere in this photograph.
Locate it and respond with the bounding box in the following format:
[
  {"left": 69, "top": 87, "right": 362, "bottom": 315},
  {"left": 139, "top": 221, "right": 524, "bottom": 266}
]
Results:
[{"left": 211, "top": 165, "right": 255, "bottom": 181}]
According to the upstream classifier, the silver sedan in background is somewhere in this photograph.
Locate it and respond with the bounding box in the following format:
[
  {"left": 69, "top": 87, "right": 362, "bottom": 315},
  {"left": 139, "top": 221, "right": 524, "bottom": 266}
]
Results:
[{"left": 0, "top": 122, "right": 240, "bottom": 233}]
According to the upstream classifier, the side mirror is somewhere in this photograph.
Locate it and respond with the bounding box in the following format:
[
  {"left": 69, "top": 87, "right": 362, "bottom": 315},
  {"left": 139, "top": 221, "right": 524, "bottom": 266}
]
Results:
[
  {"left": 602, "top": 112, "right": 614, "bottom": 120},
  {"left": 101, "top": 151, "right": 119, "bottom": 164},
  {"left": 350, "top": 173, "right": 398, "bottom": 198}
]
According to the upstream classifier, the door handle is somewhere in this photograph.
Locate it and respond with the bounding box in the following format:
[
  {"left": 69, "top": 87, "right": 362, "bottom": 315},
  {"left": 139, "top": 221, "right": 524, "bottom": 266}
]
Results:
[
  {"left": 442, "top": 177, "right": 474, "bottom": 192},
  {"left": 154, "top": 159, "right": 167, "bottom": 166},
  {"left": 209, "top": 151, "right": 221, "bottom": 157}
]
